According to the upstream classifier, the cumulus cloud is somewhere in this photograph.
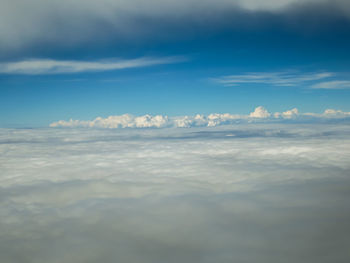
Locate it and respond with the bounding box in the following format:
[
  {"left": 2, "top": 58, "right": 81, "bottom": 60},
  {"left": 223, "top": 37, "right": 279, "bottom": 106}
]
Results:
[
  {"left": 1, "top": 124, "right": 350, "bottom": 263},
  {"left": 50, "top": 114, "right": 170, "bottom": 128},
  {"left": 0, "top": 57, "right": 185, "bottom": 74},
  {"left": 49, "top": 111, "right": 245, "bottom": 128},
  {"left": 50, "top": 107, "right": 350, "bottom": 128},
  {"left": 274, "top": 108, "right": 299, "bottom": 119},
  {"left": 249, "top": 106, "right": 271, "bottom": 118},
  {"left": 49, "top": 111, "right": 246, "bottom": 128}
]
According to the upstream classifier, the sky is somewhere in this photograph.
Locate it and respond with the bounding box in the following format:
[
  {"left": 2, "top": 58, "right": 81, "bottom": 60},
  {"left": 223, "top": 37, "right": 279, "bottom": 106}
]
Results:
[
  {"left": 1, "top": 2, "right": 350, "bottom": 261},
  {"left": 1, "top": 124, "right": 350, "bottom": 263},
  {"left": 1, "top": 0, "right": 350, "bottom": 127}
]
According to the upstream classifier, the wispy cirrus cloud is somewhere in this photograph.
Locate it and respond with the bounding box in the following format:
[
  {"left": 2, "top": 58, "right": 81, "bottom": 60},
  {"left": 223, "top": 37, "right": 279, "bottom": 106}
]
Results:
[
  {"left": 0, "top": 56, "right": 186, "bottom": 75},
  {"left": 214, "top": 71, "right": 334, "bottom": 87},
  {"left": 311, "top": 80, "right": 350, "bottom": 89}
]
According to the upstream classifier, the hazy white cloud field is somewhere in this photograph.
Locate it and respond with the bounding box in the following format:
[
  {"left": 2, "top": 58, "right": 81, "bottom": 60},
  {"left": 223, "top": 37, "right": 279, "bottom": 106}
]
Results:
[{"left": 1, "top": 124, "right": 350, "bottom": 263}]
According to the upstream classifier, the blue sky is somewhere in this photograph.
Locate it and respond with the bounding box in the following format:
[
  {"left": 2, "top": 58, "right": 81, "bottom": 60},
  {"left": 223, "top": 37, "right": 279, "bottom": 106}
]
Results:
[{"left": 1, "top": 0, "right": 350, "bottom": 127}]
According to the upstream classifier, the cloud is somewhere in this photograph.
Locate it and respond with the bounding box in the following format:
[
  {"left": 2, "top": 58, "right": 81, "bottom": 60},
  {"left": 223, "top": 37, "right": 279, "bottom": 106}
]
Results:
[
  {"left": 274, "top": 108, "right": 299, "bottom": 119},
  {"left": 214, "top": 71, "right": 334, "bottom": 87},
  {"left": 214, "top": 71, "right": 350, "bottom": 90},
  {"left": 50, "top": 114, "right": 170, "bottom": 128},
  {"left": 323, "top": 109, "right": 350, "bottom": 117},
  {"left": 1, "top": 0, "right": 350, "bottom": 55},
  {"left": 49, "top": 111, "right": 246, "bottom": 129},
  {"left": 249, "top": 106, "right": 271, "bottom": 118},
  {"left": 1, "top": 124, "right": 350, "bottom": 262},
  {"left": 311, "top": 80, "right": 350, "bottom": 89},
  {"left": 0, "top": 57, "right": 185, "bottom": 74},
  {"left": 305, "top": 109, "right": 350, "bottom": 119},
  {"left": 49, "top": 107, "right": 350, "bottom": 128}
]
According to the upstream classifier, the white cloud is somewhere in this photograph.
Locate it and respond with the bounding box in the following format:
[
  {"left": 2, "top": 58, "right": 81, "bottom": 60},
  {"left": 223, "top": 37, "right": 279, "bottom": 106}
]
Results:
[
  {"left": 235, "top": 0, "right": 331, "bottom": 11},
  {"left": 172, "top": 116, "right": 195, "bottom": 128},
  {"left": 49, "top": 108, "right": 255, "bottom": 128},
  {"left": 50, "top": 114, "right": 170, "bottom": 128},
  {"left": 214, "top": 71, "right": 334, "bottom": 87},
  {"left": 302, "top": 109, "right": 350, "bottom": 119},
  {"left": 0, "top": 57, "right": 185, "bottom": 74},
  {"left": 134, "top": 115, "right": 169, "bottom": 128},
  {"left": 214, "top": 71, "right": 350, "bottom": 91},
  {"left": 311, "top": 80, "right": 350, "bottom": 89},
  {"left": 249, "top": 106, "right": 271, "bottom": 118},
  {"left": 1, "top": 124, "right": 350, "bottom": 262},
  {"left": 207, "top": 113, "right": 243, "bottom": 126},
  {"left": 323, "top": 109, "right": 350, "bottom": 117},
  {"left": 50, "top": 107, "right": 350, "bottom": 129},
  {"left": 274, "top": 108, "right": 299, "bottom": 119}
]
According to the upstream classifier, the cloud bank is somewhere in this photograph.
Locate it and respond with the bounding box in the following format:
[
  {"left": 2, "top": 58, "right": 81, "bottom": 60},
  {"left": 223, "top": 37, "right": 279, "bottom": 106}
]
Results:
[
  {"left": 50, "top": 106, "right": 350, "bottom": 128},
  {"left": 1, "top": 0, "right": 350, "bottom": 54},
  {"left": 1, "top": 124, "right": 350, "bottom": 263}
]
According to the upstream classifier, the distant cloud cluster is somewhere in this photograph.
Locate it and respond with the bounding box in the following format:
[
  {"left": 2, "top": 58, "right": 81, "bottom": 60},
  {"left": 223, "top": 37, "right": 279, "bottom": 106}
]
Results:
[{"left": 50, "top": 107, "right": 350, "bottom": 128}]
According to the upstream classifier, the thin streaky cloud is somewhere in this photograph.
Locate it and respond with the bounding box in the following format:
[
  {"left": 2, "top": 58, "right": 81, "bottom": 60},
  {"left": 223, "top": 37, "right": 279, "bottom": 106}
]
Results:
[
  {"left": 214, "top": 71, "right": 334, "bottom": 87},
  {"left": 311, "top": 80, "right": 350, "bottom": 89},
  {"left": 0, "top": 56, "right": 187, "bottom": 75}
]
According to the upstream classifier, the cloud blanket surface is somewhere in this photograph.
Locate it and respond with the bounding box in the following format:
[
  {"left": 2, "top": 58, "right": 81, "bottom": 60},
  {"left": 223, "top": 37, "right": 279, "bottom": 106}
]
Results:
[{"left": 1, "top": 124, "right": 350, "bottom": 263}]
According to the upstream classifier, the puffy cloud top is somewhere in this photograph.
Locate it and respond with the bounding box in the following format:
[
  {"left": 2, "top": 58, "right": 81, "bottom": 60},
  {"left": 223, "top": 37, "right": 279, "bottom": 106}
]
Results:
[
  {"left": 50, "top": 107, "right": 350, "bottom": 128},
  {"left": 249, "top": 106, "right": 271, "bottom": 118},
  {"left": 274, "top": 108, "right": 299, "bottom": 119}
]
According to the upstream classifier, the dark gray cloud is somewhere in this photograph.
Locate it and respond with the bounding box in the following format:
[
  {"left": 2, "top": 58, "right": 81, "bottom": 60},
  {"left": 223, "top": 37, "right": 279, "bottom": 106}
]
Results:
[
  {"left": 1, "top": 124, "right": 350, "bottom": 262},
  {"left": 1, "top": 0, "right": 350, "bottom": 58}
]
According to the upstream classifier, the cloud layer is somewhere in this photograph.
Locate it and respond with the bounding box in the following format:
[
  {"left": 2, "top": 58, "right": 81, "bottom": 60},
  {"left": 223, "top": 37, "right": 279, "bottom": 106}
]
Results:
[
  {"left": 1, "top": 0, "right": 350, "bottom": 54},
  {"left": 1, "top": 124, "right": 350, "bottom": 262},
  {"left": 50, "top": 106, "right": 350, "bottom": 128}
]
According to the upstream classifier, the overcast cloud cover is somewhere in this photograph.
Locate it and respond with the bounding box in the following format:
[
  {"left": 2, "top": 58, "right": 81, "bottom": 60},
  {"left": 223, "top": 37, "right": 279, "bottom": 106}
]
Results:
[
  {"left": 1, "top": 124, "right": 350, "bottom": 263},
  {"left": 1, "top": 0, "right": 350, "bottom": 56}
]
